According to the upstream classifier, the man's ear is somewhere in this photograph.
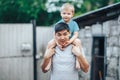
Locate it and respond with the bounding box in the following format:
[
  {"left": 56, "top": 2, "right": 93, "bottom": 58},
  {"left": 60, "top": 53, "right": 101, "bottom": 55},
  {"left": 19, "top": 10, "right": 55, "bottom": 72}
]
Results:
[{"left": 53, "top": 32, "right": 55, "bottom": 36}]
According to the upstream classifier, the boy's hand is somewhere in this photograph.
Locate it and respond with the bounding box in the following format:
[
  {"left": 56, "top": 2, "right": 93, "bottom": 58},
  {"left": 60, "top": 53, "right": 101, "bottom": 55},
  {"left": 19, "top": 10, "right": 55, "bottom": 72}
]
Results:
[
  {"left": 55, "top": 39, "right": 65, "bottom": 51},
  {"left": 64, "top": 40, "right": 71, "bottom": 47},
  {"left": 58, "top": 44, "right": 64, "bottom": 51}
]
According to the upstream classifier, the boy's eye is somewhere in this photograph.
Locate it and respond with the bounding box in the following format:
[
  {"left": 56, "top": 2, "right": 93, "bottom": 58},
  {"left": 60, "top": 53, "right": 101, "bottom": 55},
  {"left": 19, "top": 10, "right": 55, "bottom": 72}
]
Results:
[
  {"left": 67, "top": 13, "right": 70, "bottom": 15},
  {"left": 63, "top": 13, "right": 66, "bottom": 14}
]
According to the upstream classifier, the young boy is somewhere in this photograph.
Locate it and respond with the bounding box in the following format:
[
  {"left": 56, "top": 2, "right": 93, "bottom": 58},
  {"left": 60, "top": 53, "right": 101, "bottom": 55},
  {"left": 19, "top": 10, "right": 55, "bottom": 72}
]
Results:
[{"left": 45, "top": 3, "right": 82, "bottom": 71}]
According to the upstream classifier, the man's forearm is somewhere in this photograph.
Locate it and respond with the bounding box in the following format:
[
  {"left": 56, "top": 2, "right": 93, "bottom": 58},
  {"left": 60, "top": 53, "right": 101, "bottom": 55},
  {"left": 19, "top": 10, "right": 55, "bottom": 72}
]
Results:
[
  {"left": 77, "top": 55, "right": 89, "bottom": 73},
  {"left": 72, "top": 45, "right": 89, "bottom": 72},
  {"left": 41, "top": 57, "right": 51, "bottom": 73},
  {"left": 41, "top": 48, "right": 55, "bottom": 73}
]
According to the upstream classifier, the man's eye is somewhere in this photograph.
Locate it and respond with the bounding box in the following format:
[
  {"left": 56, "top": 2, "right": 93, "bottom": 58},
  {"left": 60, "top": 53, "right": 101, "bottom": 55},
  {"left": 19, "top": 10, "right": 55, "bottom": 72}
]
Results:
[
  {"left": 57, "top": 34, "right": 61, "bottom": 36},
  {"left": 63, "top": 33, "right": 67, "bottom": 36}
]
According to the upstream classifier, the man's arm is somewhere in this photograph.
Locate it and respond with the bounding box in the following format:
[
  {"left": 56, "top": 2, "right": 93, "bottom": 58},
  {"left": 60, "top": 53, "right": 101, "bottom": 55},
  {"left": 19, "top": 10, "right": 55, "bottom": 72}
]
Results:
[
  {"left": 41, "top": 48, "right": 55, "bottom": 73},
  {"left": 76, "top": 53, "right": 89, "bottom": 72},
  {"left": 72, "top": 45, "right": 89, "bottom": 73}
]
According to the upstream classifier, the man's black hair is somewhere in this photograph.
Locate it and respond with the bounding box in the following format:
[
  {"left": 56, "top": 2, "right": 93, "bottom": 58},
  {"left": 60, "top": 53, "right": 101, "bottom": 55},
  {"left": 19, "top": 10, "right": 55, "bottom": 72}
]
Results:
[{"left": 54, "top": 22, "right": 70, "bottom": 33}]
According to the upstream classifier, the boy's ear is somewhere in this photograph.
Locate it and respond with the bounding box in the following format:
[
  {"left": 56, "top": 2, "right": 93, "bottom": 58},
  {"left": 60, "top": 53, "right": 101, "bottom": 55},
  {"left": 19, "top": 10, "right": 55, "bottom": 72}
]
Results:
[
  {"left": 72, "top": 12, "right": 74, "bottom": 17},
  {"left": 60, "top": 12, "right": 62, "bottom": 16}
]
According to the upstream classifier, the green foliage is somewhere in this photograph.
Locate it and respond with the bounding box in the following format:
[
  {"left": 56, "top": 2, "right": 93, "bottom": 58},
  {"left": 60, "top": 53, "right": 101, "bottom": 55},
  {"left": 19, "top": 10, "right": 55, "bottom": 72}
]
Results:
[
  {"left": 0, "top": 0, "right": 47, "bottom": 24},
  {"left": 0, "top": 0, "right": 119, "bottom": 26},
  {"left": 75, "top": 0, "right": 120, "bottom": 17}
]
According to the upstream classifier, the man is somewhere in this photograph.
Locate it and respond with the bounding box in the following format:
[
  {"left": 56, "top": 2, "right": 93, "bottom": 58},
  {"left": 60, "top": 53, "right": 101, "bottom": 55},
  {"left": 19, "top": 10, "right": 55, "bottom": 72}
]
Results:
[{"left": 41, "top": 22, "right": 89, "bottom": 80}]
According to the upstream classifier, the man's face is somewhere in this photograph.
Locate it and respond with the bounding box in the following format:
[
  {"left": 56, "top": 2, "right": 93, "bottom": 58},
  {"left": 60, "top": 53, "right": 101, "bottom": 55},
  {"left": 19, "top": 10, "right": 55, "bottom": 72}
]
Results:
[{"left": 55, "top": 29, "right": 70, "bottom": 47}]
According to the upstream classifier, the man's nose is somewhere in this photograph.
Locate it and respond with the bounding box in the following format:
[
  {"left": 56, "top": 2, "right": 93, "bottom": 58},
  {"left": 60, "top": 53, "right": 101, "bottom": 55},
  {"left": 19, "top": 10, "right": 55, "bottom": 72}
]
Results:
[{"left": 61, "top": 36, "right": 64, "bottom": 40}]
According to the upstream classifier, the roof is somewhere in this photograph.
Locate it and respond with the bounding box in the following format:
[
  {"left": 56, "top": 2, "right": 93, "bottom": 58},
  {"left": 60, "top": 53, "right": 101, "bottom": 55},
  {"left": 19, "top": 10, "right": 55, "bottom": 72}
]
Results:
[{"left": 74, "top": 2, "right": 120, "bottom": 28}]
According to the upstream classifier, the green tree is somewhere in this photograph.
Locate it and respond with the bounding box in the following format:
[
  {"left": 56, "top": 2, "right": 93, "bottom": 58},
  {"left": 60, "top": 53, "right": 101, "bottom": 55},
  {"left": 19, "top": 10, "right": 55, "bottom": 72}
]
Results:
[
  {"left": 75, "top": 0, "right": 120, "bottom": 16},
  {"left": 0, "top": 0, "right": 120, "bottom": 26},
  {"left": 0, "top": 0, "right": 47, "bottom": 24}
]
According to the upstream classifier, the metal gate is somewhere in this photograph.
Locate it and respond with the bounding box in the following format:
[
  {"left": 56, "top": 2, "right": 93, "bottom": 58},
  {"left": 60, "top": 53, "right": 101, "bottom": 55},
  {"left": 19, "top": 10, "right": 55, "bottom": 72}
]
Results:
[
  {"left": 36, "top": 27, "right": 53, "bottom": 80},
  {"left": 0, "top": 24, "right": 34, "bottom": 80}
]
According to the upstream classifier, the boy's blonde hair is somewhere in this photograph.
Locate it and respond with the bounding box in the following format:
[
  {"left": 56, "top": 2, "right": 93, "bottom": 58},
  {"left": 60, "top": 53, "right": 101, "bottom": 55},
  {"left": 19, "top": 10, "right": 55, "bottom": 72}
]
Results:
[{"left": 60, "top": 3, "right": 75, "bottom": 13}]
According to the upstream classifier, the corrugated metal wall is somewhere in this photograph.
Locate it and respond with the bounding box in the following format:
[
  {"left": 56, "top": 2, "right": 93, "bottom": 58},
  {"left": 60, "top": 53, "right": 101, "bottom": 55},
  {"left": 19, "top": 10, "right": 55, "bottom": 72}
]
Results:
[
  {"left": 36, "top": 27, "right": 53, "bottom": 80},
  {"left": 0, "top": 24, "right": 33, "bottom": 80},
  {"left": 0, "top": 24, "right": 60, "bottom": 80},
  {"left": 36, "top": 27, "right": 53, "bottom": 55}
]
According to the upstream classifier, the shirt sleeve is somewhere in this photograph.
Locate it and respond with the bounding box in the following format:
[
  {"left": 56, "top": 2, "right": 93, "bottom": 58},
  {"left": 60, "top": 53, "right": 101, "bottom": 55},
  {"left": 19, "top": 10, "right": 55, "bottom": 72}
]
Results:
[{"left": 73, "top": 21, "right": 79, "bottom": 32}]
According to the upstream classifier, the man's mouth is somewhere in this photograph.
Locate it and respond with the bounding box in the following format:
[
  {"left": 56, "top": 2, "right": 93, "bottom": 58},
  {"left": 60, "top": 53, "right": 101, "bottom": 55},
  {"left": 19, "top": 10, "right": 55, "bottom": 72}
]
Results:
[{"left": 61, "top": 42, "right": 66, "bottom": 46}]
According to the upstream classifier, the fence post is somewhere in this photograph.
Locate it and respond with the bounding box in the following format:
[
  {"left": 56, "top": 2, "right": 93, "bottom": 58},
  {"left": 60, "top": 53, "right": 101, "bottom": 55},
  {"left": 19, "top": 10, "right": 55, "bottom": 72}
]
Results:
[{"left": 31, "top": 19, "right": 37, "bottom": 80}]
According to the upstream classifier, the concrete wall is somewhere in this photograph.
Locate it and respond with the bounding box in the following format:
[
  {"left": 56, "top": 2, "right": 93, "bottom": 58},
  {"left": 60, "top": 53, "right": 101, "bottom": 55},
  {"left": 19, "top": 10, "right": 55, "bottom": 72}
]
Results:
[{"left": 78, "top": 18, "right": 120, "bottom": 80}]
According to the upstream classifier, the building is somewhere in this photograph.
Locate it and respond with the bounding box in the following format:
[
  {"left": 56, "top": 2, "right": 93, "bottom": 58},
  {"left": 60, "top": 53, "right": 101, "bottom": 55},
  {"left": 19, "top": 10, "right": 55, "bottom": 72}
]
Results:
[{"left": 74, "top": 2, "right": 120, "bottom": 80}]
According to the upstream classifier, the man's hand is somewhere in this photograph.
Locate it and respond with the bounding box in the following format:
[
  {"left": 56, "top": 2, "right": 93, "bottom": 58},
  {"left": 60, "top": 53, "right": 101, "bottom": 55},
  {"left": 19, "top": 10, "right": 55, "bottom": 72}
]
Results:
[
  {"left": 73, "top": 39, "right": 81, "bottom": 46},
  {"left": 47, "top": 39, "right": 56, "bottom": 49},
  {"left": 44, "top": 47, "right": 55, "bottom": 59},
  {"left": 72, "top": 45, "right": 81, "bottom": 57}
]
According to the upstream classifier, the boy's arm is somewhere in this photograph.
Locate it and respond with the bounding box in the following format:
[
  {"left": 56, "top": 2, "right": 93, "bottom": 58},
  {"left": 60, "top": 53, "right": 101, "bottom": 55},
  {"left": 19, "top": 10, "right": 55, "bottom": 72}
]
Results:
[
  {"left": 69, "top": 31, "right": 79, "bottom": 44},
  {"left": 41, "top": 48, "right": 55, "bottom": 73},
  {"left": 69, "top": 21, "right": 79, "bottom": 44}
]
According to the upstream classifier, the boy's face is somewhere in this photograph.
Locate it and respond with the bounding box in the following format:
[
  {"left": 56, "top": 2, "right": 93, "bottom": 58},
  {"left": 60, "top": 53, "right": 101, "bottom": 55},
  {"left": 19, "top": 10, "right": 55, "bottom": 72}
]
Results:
[
  {"left": 60, "top": 8, "right": 74, "bottom": 23},
  {"left": 55, "top": 29, "right": 70, "bottom": 47}
]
